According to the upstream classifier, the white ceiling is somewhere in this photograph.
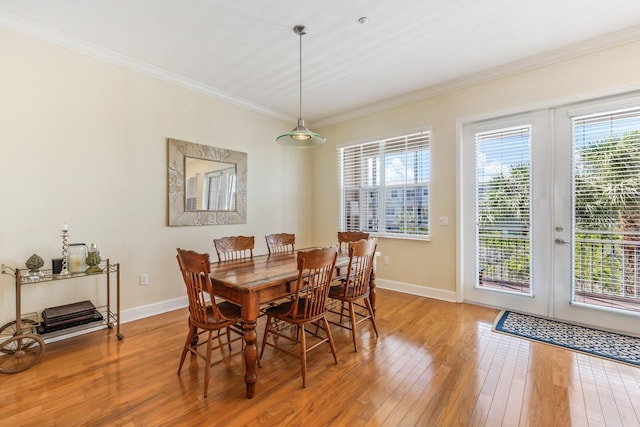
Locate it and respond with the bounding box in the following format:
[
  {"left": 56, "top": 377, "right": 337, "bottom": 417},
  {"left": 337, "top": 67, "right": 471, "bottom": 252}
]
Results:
[{"left": 2, "top": 0, "right": 640, "bottom": 127}]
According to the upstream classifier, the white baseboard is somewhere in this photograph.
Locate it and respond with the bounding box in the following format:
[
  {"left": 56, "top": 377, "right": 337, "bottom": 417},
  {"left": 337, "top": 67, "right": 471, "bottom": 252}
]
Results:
[
  {"left": 120, "top": 296, "right": 188, "bottom": 324},
  {"left": 376, "top": 279, "right": 457, "bottom": 303}
]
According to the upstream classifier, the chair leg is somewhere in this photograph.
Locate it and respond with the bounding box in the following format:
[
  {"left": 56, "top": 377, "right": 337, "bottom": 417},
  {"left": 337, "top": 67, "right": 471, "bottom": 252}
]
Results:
[
  {"left": 226, "top": 327, "right": 232, "bottom": 351},
  {"left": 349, "top": 302, "right": 358, "bottom": 352},
  {"left": 339, "top": 301, "right": 347, "bottom": 324},
  {"left": 259, "top": 315, "right": 272, "bottom": 360},
  {"left": 203, "top": 330, "right": 214, "bottom": 398},
  {"left": 364, "top": 297, "right": 379, "bottom": 337},
  {"left": 190, "top": 327, "right": 199, "bottom": 348},
  {"left": 177, "top": 324, "right": 197, "bottom": 374},
  {"left": 299, "top": 324, "right": 307, "bottom": 388},
  {"left": 322, "top": 316, "right": 338, "bottom": 364}
]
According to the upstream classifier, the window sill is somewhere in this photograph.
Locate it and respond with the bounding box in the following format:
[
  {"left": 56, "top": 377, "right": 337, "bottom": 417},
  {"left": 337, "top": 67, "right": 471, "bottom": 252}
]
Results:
[{"left": 370, "top": 233, "right": 431, "bottom": 242}]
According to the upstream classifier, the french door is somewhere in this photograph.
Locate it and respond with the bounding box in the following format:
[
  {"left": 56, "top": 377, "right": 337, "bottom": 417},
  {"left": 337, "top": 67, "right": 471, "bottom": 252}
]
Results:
[
  {"left": 461, "top": 111, "right": 552, "bottom": 316},
  {"left": 461, "top": 94, "right": 640, "bottom": 335},
  {"left": 553, "top": 97, "right": 640, "bottom": 334}
]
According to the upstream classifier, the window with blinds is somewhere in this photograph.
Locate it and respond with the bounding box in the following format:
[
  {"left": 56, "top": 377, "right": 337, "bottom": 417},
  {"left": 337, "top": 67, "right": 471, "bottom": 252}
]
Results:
[
  {"left": 475, "top": 125, "right": 532, "bottom": 293},
  {"left": 572, "top": 106, "right": 640, "bottom": 304},
  {"left": 339, "top": 131, "right": 430, "bottom": 238}
]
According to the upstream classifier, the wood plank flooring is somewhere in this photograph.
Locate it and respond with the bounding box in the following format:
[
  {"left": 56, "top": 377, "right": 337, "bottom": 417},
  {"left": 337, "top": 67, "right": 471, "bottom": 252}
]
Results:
[{"left": 1, "top": 289, "right": 639, "bottom": 426}]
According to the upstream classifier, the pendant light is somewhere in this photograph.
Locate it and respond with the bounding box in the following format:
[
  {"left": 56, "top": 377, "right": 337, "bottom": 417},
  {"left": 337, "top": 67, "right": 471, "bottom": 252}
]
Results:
[{"left": 276, "top": 25, "right": 326, "bottom": 147}]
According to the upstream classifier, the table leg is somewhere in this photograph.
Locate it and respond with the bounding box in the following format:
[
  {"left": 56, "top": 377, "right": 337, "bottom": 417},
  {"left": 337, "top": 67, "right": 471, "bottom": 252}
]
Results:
[
  {"left": 242, "top": 318, "right": 257, "bottom": 399},
  {"left": 369, "top": 268, "right": 377, "bottom": 314}
]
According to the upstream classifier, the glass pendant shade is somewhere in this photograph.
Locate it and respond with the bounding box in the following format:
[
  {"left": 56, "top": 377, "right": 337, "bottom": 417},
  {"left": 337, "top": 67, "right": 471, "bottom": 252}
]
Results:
[
  {"left": 276, "top": 25, "right": 325, "bottom": 147},
  {"left": 276, "top": 118, "right": 326, "bottom": 147}
]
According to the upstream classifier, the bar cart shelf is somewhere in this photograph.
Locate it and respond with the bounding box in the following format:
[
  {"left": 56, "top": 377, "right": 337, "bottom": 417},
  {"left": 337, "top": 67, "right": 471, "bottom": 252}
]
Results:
[{"left": 1, "top": 259, "right": 122, "bottom": 374}]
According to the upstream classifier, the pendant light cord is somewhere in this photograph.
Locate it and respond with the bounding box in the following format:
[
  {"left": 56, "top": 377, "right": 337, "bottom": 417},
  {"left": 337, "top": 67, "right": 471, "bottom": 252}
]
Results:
[
  {"left": 275, "top": 25, "right": 325, "bottom": 145},
  {"left": 298, "top": 28, "right": 303, "bottom": 119}
]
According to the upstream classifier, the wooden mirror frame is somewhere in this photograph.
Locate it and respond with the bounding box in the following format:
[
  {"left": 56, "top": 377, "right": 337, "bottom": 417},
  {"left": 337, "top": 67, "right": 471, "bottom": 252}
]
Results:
[{"left": 167, "top": 138, "right": 247, "bottom": 226}]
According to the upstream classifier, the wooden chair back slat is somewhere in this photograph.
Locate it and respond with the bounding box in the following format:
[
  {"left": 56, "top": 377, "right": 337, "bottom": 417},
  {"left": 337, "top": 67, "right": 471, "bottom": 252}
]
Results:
[
  {"left": 213, "top": 236, "right": 254, "bottom": 262},
  {"left": 176, "top": 249, "right": 226, "bottom": 324},
  {"left": 265, "top": 233, "right": 295, "bottom": 255},
  {"left": 289, "top": 247, "right": 338, "bottom": 320},
  {"left": 337, "top": 231, "right": 370, "bottom": 252},
  {"left": 343, "top": 239, "right": 377, "bottom": 299}
]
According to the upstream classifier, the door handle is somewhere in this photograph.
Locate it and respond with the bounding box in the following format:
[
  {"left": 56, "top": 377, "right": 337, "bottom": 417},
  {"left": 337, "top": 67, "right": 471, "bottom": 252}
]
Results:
[{"left": 555, "top": 238, "right": 570, "bottom": 245}]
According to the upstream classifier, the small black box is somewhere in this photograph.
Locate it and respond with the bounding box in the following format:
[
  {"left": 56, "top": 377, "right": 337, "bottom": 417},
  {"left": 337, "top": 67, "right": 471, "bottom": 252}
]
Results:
[{"left": 52, "top": 258, "right": 63, "bottom": 274}]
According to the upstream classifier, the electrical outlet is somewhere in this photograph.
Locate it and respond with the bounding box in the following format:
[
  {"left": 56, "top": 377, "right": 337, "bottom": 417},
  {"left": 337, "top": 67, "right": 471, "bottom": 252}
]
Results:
[
  {"left": 384, "top": 256, "right": 390, "bottom": 265},
  {"left": 140, "top": 274, "right": 149, "bottom": 285}
]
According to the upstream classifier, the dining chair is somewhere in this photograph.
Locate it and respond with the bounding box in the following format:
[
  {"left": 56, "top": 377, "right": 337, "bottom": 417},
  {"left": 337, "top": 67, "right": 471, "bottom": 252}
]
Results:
[
  {"left": 259, "top": 246, "right": 339, "bottom": 388},
  {"left": 337, "top": 231, "right": 370, "bottom": 252},
  {"left": 176, "top": 248, "right": 244, "bottom": 398},
  {"left": 265, "top": 233, "right": 295, "bottom": 255},
  {"left": 336, "top": 231, "right": 370, "bottom": 278},
  {"left": 213, "top": 235, "right": 254, "bottom": 262},
  {"left": 328, "top": 238, "right": 379, "bottom": 352}
]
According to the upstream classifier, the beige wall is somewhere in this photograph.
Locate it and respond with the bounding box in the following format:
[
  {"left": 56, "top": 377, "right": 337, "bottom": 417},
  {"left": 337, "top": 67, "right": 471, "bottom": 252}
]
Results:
[
  {"left": 312, "top": 40, "right": 640, "bottom": 300},
  {"left": 2, "top": 26, "right": 640, "bottom": 325},
  {"left": 0, "top": 28, "right": 312, "bottom": 324}
]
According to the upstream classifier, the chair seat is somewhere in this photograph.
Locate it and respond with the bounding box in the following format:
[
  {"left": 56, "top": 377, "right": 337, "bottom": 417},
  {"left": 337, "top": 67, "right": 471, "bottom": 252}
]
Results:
[
  {"left": 214, "top": 301, "right": 242, "bottom": 320},
  {"left": 265, "top": 298, "right": 318, "bottom": 322},
  {"left": 203, "top": 302, "right": 244, "bottom": 340},
  {"left": 329, "top": 283, "right": 368, "bottom": 300}
]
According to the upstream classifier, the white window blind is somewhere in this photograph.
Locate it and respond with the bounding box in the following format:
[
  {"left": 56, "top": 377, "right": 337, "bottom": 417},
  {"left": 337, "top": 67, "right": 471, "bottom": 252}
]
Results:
[
  {"left": 475, "top": 125, "right": 531, "bottom": 291},
  {"left": 339, "top": 131, "right": 430, "bottom": 238},
  {"left": 476, "top": 126, "right": 531, "bottom": 230},
  {"left": 573, "top": 107, "right": 640, "bottom": 232},
  {"left": 572, "top": 106, "right": 640, "bottom": 301}
]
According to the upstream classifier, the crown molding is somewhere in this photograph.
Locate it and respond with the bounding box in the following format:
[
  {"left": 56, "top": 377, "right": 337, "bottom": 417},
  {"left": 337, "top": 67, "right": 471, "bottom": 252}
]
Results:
[
  {"left": 3, "top": 11, "right": 639, "bottom": 129},
  {"left": 313, "top": 24, "right": 640, "bottom": 128},
  {"left": 0, "top": 11, "right": 294, "bottom": 123}
]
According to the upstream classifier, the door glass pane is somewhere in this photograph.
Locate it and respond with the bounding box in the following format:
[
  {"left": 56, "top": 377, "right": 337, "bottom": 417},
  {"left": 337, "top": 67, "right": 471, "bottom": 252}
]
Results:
[
  {"left": 572, "top": 107, "right": 640, "bottom": 312},
  {"left": 475, "top": 126, "right": 532, "bottom": 294}
]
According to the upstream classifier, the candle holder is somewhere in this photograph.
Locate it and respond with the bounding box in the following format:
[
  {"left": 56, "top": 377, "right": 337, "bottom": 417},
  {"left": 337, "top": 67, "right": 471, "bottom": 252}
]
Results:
[
  {"left": 68, "top": 243, "right": 88, "bottom": 274},
  {"left": 58, "top": 229, "right": 71, "bottom": 277}
]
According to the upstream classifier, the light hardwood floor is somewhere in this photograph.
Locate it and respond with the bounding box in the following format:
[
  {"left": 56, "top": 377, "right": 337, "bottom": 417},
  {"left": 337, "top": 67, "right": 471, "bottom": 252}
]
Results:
[{"left": 2, "top": 289, "right": 639, "bottom": 426}]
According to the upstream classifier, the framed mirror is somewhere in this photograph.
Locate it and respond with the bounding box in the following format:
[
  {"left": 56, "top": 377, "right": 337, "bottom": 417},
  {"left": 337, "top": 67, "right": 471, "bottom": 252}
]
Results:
[{"left": 168, "top": 138, "right": 247, "bottom": 226}]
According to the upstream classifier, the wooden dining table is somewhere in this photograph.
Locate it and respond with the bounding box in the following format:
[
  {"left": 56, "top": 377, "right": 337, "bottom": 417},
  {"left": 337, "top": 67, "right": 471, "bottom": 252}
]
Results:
[{"left": 209, "top": 249, "right": 378, "bottom": 399}]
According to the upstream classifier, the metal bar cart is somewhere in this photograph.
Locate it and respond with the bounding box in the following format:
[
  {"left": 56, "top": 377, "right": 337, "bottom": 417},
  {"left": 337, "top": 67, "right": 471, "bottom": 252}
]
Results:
[{"left": 1, "top": 260, "right": 122, "bottom": 374}]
